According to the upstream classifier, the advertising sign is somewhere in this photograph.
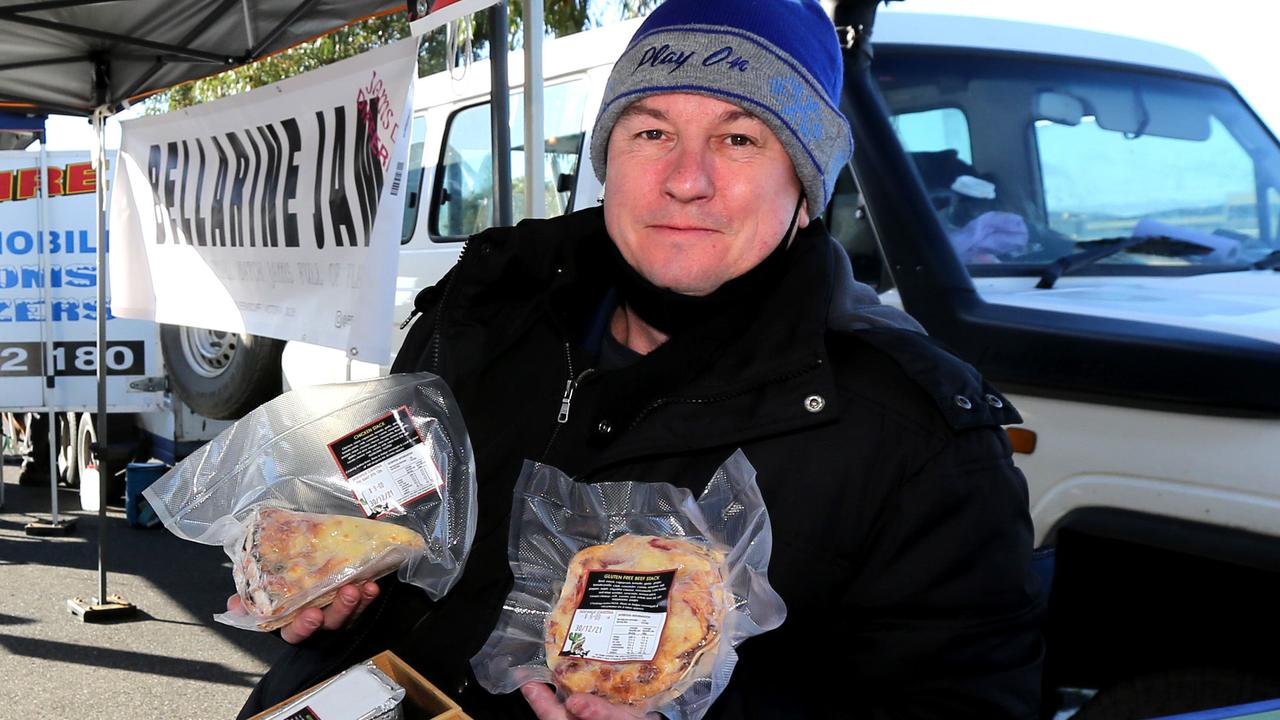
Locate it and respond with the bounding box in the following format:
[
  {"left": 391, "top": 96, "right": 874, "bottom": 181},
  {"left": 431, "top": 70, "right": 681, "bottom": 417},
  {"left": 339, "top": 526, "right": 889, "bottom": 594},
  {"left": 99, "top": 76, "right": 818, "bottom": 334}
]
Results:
[
  {"left": 0, "top": 151, "right": 165, "bottom": 412},
  {"left": 109, "top": 39, "right": 418, "bottom": 363}
]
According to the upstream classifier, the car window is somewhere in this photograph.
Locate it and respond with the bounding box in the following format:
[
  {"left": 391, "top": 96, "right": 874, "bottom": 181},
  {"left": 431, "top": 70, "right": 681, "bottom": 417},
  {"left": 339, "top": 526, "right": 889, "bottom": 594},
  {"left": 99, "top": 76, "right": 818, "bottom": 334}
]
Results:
[
  {"left": 430, "top": 79, "right": 587, "bottom": 241},
  {"left": 892, "top": 107, "right": 973, "bottom": 165},
  {"left": 875, "top": 51, "right": 1280, "bottom": 273},
  {"left": 401, "top": 114, "right": 428, "bottom": 244},
  {"left": 1037, "top": 115, "right": 1258, "bottom": 244},
  {"left": 1269, "top": 187, "right": 1280, "bottom": 241}
]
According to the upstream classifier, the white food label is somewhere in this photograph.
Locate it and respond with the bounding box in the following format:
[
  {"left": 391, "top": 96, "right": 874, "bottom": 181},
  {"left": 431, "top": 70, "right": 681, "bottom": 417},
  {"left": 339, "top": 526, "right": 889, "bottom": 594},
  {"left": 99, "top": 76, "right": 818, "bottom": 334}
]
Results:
[
  {"left": 560, "top": 570, "right": 675, "bottom": 663},
  {"left": 328, "top": 405, "right": 444, "bottom": 517}
]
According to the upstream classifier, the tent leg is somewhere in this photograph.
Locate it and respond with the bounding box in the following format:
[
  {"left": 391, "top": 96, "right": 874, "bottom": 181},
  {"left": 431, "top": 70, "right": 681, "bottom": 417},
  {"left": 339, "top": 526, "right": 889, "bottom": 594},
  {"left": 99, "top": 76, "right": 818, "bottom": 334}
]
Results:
[
  {"left": 25, "top": 131, "right": 75, "bottom": 537},
  {"left": 24, "top": 415, "right": 76, "bottom": 536},
  {"left": 69, "top": 107, "right": 136, "bottom": 622}
]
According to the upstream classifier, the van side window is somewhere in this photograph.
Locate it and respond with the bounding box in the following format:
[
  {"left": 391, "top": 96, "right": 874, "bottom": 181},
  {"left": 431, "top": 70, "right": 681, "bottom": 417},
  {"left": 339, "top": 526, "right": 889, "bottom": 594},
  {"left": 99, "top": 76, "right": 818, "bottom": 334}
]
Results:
[
  {"left": 430, "top": 79, "right": 587, "bottom": 241},
  {"left": 401, "top": 115, "right": 428, "bottom": 244},
  {"left": 1269, "top": 187, "right": 1280, "bottom": 242},
  {"left": 434, "top": 102, "right": 493, "bottom": 238}
]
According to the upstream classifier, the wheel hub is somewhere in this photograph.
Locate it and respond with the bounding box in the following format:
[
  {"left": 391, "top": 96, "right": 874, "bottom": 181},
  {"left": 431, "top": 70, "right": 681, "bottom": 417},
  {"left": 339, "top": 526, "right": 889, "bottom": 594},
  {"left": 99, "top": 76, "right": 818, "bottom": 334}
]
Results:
[{"left": 179, "top": 327, "right": 237, "bottom": 378}]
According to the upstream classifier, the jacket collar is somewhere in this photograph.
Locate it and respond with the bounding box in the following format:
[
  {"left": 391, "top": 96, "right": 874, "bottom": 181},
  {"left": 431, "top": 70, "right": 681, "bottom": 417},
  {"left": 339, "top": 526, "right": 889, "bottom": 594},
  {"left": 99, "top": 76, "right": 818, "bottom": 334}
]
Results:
[{"left": 433, "top": 206, "right": 922, "bottom": 465}]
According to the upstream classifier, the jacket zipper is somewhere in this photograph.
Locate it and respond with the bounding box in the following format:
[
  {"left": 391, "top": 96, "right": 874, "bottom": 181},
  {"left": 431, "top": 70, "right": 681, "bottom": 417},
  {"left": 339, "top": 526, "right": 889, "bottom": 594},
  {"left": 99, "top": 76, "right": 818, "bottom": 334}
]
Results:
[
  {"left": 626, "top": 358, "right": 825, "bottom": 431},
  {"left": 541, "top": 342, "right": 596, "bottom": 459}
]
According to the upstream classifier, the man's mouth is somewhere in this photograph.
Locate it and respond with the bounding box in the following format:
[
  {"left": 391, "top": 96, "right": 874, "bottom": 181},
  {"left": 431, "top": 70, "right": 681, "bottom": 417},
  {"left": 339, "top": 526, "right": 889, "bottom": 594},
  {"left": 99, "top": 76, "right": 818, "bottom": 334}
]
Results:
[{"left": 650, "top": 223, "right": 722, "bottom": 234}]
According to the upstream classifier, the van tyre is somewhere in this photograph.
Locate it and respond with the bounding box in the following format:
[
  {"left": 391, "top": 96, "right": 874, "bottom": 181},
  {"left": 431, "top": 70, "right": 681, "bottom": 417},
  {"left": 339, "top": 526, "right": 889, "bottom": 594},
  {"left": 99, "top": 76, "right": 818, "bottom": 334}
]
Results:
[
  {"left": 75, "top": 412, "right": 135, "bottom": 501},
  {"left": 160, "top": 324, "right": 284, "bottom": 420},
  {"left": 1073, "top": 668, "right": 1280, "bottom": 719},
  {"left": 16, "top": 413, "right": 49, "bottom": 486},
  {"left": 57, "top": 412, "right": 78, "bottom": 488}
]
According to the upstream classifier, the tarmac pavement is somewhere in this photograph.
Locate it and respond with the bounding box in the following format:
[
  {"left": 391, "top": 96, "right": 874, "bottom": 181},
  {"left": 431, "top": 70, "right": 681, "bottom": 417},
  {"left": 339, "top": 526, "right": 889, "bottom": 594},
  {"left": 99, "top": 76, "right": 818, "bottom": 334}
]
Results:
[{"left": 0, "top": 459, "right": 282, "bottom": 719}]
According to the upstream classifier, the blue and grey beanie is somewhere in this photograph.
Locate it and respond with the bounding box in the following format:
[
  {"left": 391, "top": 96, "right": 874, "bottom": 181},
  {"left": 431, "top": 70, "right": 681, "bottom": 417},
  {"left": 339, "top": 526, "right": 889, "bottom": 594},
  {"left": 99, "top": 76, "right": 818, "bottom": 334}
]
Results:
[{"left": 590, "top": 0, "right": 854, "bottom": 211}]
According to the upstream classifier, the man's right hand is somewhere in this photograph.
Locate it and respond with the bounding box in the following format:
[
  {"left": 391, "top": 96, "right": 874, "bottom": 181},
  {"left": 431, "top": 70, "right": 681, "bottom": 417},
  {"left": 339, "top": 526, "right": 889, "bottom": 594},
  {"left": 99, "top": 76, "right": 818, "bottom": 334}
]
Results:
[{"left": 225, "top": 581, "right": 381, "bottom": 644}]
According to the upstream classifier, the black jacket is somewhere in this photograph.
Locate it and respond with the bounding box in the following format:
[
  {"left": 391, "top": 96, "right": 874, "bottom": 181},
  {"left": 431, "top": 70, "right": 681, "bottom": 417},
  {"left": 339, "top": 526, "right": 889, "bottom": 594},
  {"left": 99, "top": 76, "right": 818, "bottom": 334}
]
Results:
[{"left": 241, "top": 207, "right": 1043, "bottom": 719}]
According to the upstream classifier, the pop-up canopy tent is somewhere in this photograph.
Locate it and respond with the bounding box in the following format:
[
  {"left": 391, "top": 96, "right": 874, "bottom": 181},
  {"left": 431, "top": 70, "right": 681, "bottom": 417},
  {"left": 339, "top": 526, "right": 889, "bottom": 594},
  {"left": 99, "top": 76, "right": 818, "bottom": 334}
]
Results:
[
  {"left": 0, "top": 0, "right": 401, "bottom": 116},
  {"left": 0, "top": 0, "right": 526, "bottom": 621},
  {"left": 0, "top": 0, "right": 407, "bottom": 620}
]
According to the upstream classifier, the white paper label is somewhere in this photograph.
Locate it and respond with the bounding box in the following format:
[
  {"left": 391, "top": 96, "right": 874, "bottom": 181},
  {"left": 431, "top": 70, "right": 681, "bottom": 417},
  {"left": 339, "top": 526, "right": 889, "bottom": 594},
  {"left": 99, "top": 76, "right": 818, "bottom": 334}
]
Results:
[
  {"left": 560, "top": 570, "right": 675, "bottom": 663},
  {"left": 328, "top": 405, "right": 444, "bottom": 516}
]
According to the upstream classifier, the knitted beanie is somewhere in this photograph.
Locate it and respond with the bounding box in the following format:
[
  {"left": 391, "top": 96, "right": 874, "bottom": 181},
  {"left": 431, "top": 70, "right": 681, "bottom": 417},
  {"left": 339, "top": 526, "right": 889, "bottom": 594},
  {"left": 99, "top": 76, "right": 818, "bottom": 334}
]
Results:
[{"left": 590, "top": 0, "right": 854, "bottom": 211}]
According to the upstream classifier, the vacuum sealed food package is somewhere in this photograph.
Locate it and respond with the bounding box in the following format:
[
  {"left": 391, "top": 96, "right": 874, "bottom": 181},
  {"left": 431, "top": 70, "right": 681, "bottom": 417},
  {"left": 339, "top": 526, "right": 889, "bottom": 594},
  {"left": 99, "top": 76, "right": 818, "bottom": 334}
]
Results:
[
  {"left": 471, "top": 450, "right": 785, "bottom": 720},
  {"left": 233, "top": 506, "right": 427, "bottom": 630},
  {"left": 144, "top": 372, "right": 476, "bottom": 631}
]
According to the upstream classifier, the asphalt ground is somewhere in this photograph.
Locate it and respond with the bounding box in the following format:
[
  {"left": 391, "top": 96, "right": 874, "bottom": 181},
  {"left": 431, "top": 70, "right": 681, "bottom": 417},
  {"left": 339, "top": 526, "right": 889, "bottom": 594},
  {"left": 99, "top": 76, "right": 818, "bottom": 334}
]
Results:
[{"left": 0, "top": 459, "right": 282, "bottom": 719}]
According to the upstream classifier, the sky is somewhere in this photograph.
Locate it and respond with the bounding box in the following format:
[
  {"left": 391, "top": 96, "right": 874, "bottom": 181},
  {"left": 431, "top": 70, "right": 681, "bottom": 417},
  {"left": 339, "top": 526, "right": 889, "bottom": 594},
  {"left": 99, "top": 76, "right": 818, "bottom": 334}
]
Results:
[{"left": 34, "top": 1, "right": 1280, "bottom": 152}]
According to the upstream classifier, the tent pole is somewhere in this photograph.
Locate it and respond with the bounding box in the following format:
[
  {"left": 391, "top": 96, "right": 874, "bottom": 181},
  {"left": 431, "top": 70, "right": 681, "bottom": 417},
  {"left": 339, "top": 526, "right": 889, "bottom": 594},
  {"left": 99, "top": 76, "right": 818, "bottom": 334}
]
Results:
[
  {"left": 25, "top": 125, "right": 76, "bottom": 537},
  {"left": 488, "top": 1, "right": 512, "bottom": 227},
  {"left": 68, "top": 107, "right": 137, "bottom": 622},
  {"left": 94, "top": 107, "right": 108, "bottom": 604},
  {"left": 522, "top": 0, "right": 544, "bottom": 220}
]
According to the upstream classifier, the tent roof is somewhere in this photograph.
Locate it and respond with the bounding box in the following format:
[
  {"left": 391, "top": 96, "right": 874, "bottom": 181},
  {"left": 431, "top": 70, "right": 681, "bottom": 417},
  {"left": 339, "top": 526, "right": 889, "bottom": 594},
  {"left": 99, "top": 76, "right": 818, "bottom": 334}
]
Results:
[{"left": 0, "top": 0, "right": 401, "bottom": 116}]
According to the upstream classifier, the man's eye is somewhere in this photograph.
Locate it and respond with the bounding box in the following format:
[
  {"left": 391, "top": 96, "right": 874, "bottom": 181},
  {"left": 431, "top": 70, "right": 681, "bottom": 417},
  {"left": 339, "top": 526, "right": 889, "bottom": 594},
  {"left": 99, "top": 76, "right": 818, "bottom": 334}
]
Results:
[
  {"left": 726, "top": 134, "right": 755, "bottom": 147},
  {"left": 639, "top": 129, "right": 665, "bottom": 140}
]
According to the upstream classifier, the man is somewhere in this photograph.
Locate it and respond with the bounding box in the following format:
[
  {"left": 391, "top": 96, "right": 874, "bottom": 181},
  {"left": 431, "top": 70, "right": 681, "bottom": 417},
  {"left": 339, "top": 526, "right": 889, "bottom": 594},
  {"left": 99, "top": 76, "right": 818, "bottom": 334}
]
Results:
[{"left": 239, "top": 0, "right": 1043, "bottom": 717}]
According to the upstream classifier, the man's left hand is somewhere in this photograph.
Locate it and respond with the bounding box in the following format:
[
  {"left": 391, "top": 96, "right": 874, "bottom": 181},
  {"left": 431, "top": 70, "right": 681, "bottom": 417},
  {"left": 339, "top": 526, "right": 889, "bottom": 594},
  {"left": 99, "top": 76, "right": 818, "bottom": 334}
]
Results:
[{"left": 521, "top": 683, "right": 660, "bottom": 720}]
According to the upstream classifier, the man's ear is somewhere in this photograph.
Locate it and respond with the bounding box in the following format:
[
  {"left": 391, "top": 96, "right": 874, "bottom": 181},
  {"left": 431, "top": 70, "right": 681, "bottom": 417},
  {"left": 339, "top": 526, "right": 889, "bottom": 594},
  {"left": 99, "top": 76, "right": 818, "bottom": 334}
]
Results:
[{"left": 797, "top": 199, "right": 811, "bottom": 229}]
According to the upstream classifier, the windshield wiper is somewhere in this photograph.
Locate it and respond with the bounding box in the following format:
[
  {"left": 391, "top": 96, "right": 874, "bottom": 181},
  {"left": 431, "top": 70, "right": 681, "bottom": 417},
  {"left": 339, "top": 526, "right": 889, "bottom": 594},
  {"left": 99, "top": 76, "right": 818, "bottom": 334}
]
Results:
[
  {"left": 1252, "top": 249, "right": 1280, "bottom": 270},
  {"left": 1036, "top": 235, "right": 1214, "bottom": 289}
]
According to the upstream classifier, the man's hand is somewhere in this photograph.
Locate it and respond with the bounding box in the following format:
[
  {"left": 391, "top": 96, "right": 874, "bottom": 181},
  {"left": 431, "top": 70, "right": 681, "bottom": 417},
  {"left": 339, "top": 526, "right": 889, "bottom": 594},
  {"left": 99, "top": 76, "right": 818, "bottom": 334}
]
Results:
[
  {"left": 224, "top": 581, "right": 381, "bottom": 644},
  {"left": 520, "top": 683, "right": 659, "bottom": 720}
]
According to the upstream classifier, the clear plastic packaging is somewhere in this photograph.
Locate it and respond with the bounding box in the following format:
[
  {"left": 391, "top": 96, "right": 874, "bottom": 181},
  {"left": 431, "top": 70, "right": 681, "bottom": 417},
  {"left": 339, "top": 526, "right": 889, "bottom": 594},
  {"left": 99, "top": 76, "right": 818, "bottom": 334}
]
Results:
[
  {"left": 144, "top": 372, "right": 476, "bottom": 631},
  {"left": 471, "top": 450, "right": 785, "bottom": 720}
]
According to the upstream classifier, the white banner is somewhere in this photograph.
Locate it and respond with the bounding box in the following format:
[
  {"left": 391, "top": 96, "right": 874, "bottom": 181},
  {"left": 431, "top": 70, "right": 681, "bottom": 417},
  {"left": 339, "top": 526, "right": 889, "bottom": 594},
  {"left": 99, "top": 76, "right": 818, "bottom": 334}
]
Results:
[
  {"left": 0, "top": 150, "right": 164, "bottom": 412},
  {"left": 109, "top": 38, "right": 417, "bottom": 364}
]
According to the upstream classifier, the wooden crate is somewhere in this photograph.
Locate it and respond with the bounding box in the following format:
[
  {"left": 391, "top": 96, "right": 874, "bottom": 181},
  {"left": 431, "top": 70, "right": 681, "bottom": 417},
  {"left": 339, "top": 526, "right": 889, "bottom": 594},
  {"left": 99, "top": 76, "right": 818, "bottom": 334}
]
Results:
[{"left": 251, "top": 650, "right": 472, "bottom": 720}]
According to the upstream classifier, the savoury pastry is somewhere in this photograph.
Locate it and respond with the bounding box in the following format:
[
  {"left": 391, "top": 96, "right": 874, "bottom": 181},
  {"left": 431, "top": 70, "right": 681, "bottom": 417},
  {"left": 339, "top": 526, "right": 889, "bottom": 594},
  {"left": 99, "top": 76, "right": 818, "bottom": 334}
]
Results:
[
  {"left": 545, "top": 534, "right": 728, "bottom": 705},
  {"left": 233, "top": 506, "right": 426, "bottom": 630}
]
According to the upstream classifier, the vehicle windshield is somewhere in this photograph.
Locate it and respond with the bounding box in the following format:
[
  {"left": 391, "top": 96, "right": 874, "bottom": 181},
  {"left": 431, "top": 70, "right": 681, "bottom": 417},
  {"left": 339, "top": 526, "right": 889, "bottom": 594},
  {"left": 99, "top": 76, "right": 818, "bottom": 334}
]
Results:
[{"left": 873, "top": 50, "right": 1280, "bottom": 275}]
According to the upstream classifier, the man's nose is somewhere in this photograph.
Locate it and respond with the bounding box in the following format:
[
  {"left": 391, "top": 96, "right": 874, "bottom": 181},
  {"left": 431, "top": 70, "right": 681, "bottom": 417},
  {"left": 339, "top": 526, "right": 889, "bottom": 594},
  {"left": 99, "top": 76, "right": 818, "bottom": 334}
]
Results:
[{"left": 661, "top": 141, "right": 715, "bottom": 202}]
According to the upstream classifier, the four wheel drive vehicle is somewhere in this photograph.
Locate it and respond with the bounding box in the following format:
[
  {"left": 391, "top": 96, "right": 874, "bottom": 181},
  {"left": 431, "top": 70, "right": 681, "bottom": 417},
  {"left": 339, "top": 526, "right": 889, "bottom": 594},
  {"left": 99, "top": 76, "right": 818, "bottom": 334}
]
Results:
[{"left": 834, "top": 3, "right": 1280, "bottom": 715}]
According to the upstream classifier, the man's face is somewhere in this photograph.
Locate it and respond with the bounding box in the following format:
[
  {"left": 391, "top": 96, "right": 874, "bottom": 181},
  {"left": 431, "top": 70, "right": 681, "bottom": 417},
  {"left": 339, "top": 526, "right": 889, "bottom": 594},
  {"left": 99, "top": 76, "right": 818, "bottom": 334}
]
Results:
[{"left": 603, "top": 93, "right": 809, "bottom": 297}]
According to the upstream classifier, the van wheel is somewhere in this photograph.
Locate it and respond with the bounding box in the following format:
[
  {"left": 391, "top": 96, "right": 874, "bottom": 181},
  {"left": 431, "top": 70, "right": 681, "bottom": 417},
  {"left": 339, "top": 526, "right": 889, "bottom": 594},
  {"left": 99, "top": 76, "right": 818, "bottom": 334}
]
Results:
[
  {"left": 1073, "top": 668, "right": 1280, "bottom": 719},
  {"left": 75, "top": 413, "right": 134, "bottom": 501},
  {"left": 1, "top": 413, "right": 18, "bottom": 462},
  {"left": 57, "top": 412, "right": 78, "bottom": 488},
  {"left": 16, "top": 413, "right": 49, "bottom": 486},
  {"left": 160, "top": 324, "right": 284, "bottom": 420}
]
